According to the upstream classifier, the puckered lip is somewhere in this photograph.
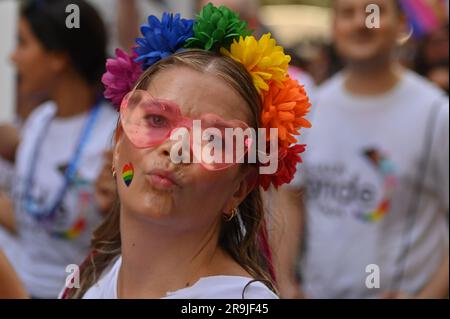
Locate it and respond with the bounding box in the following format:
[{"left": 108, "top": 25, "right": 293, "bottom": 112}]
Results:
[{"left": 145, "top": 168, "right": 181, "bottom": 188}]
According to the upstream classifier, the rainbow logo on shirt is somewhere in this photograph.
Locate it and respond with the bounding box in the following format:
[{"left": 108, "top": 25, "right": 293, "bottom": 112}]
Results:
[
  {"left": 356, "top": 149, "right": 397, "bottom": 223},
  {"left": 52, "top": 188, "right": 91, "bottom": 240},
  {"left": 122, "top": 163, "right": 134, "bottom": 187},
  {"left": 54, "top": 217, "right": 87, "bottom": 240}
]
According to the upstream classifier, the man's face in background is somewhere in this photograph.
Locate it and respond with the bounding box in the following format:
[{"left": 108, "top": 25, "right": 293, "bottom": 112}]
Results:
[{"left": 333, "top": 0, "right": 405, "bottom": 67}]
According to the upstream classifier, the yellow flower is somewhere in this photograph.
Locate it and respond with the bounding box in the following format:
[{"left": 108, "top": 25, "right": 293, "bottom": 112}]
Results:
[{"left": 220, "top": 33, "right": 291, "bottom": 94}]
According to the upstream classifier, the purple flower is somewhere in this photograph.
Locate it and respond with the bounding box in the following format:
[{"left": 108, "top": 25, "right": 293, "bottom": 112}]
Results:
[
  {"left": 134, "top": 13, "right": 194, "bottom": 69},
  {"left": 102, "top": 48, "right": 143, "bottom": 109}
]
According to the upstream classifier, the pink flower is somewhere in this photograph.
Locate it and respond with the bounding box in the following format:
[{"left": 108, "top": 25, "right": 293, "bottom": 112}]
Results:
[{"left": 102, "top": 48, "right": 143, "bottom": 109}]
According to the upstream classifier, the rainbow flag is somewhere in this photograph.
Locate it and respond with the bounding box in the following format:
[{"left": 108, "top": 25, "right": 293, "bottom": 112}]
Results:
[{"left": 400, "top": 0, "right": 448, "bottom": 37}]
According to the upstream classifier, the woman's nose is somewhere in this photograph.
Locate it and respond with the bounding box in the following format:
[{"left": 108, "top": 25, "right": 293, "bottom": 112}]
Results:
[
  {"left": 160, "top": 144, "right": 171, "bottom": 158},
  {"left": 157, "top": 138, "right": 178, "bottom": 160},
  {"left": 163, "top": 127, "right": 192, "bottom": 164}
]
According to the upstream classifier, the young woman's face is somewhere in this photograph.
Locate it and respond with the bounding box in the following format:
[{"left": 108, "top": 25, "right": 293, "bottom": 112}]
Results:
[
  {"left": 10, "top": 18, "right": 61, "bottom": 98},
  {"left": 114, "top": 66, "right": 254, "bottom": 231}
]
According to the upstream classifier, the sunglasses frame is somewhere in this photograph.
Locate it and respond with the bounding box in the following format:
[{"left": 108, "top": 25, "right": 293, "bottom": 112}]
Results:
[{"left": 119, "top": 89, "right": 256, "bottom": 171}]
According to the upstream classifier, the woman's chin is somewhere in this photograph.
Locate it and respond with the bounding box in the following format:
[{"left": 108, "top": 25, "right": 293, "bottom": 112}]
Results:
[{"left": 133, "top": 193, "right": 175, "bottom": 219}]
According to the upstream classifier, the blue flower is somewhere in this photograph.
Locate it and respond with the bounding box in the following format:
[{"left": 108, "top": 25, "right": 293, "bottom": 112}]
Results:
[{"left": 134, "top": 13, "right": 194, "bottom": 69}]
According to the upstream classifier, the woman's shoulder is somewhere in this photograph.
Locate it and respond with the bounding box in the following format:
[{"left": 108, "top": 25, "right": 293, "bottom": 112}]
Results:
[
  {"left": 164, "top": 276, "right": 279, "bottom": 299},
  {"left": 21, "top": 101, "right": 56, "bottom": 135},
  {"left": 81, "top": 256, "right": 121, "bottom": 299}
]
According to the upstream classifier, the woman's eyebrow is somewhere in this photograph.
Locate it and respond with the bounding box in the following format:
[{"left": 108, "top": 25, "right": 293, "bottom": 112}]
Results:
[{"left": 151, "top": 98, "right": 181, "bottom": 110}]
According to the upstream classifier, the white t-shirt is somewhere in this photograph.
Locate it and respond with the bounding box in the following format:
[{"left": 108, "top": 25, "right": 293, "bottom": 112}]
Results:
[
  {"left": 12, "top": 101, "right": 118, "bottom": 298},
  {"left": 81, "top": 256, "right": 278, "bottom": 299},
  {"left": 0, "top": 156, "right": 14, "bottom": 192},
  {"left": 292, "top": 70, "right": 449, "bottom": 298}
]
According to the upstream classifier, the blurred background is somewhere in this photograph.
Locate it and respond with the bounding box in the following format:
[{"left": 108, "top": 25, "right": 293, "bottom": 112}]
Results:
[
  {"left": 0, "top": 0, "right": 448, "bottom": 299},
  {"left": 1, "top": 0, "right": 448, "bottom": 121}
]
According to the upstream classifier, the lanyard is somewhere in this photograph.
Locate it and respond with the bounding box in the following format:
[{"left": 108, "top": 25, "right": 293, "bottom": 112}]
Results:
[{"left": 23, "top": 103, "right": 102, "bottom": 220}]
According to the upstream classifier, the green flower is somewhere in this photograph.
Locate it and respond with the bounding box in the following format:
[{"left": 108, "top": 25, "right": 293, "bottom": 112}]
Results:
[{"left": 185, "top": 3, "right": 252, "bottom": 51}]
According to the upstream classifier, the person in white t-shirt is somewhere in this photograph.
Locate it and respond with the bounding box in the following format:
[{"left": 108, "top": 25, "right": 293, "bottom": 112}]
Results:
[
  {"left": 276, "top": 0, "right": 449, "bottom": 298},
  {"left": 0, "top": 0, "right": 118, "bottom": 298}
]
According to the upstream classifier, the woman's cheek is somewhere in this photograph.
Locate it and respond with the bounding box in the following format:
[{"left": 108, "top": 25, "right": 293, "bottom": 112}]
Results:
[
  {"left": 186, "top": 167, "right": 236, "bottom": 203},
  {"left": 115, "top": 138, "right": 143, "bottom": 192}
]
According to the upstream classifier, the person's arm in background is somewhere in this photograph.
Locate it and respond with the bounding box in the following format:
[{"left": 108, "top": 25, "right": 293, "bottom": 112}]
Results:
[
  {"left": 0, "top": 192, "right": 16, "bottom": 234},
  {"left": 270, "top": 185, "right": 306, "bottom": 298},
  {"left": 117, "top": 0, "right": 140, "bottom": 51},
  {"left": 416, "top": 255, "right": 449, "bottom": 298},
  {"left": 416, "top": 101, "right": 450, "bottom": 299},
  {"left": 94, "top": 150, "right": 116, "bottom": 216},
  {"left": 0, "top": 124, "right": 19, "bottom": 163},
  {"left": 383, "top": 255, "right": 449, "bottom": 299},
  {"left": 0, "top": 250, "right": 28, "bottom": 298},
  {"left": 0, "top": 125, "right": 17, "bottom": 232},
  {"left": 417, "top": 100, "right": 450, "bottom": 299},
  {"left": 385, "top": 100, "right": 449, "bottom": 299}
]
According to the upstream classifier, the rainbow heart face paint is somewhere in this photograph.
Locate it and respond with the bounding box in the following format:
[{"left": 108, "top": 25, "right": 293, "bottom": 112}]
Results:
[{"left": 122, "top": 163, "right": 134, "bottom": 187}]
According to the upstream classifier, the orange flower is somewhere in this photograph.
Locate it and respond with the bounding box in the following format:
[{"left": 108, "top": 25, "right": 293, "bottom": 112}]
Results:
[{"left": 261, "top": 76, "right": 312, "bottom": 148}]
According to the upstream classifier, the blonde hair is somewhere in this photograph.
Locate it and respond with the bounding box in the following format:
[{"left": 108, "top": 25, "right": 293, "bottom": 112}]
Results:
[{"left": 66, "top": 50, "right": 276, "bottom": 298}]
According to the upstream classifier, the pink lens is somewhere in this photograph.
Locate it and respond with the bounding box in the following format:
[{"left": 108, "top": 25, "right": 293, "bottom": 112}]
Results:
[
  {"left": 190, "top": 114, "right": 253, "bottom": 170},
  {"left": 120, "top": 90, "right": 182, "bottom": 148}
]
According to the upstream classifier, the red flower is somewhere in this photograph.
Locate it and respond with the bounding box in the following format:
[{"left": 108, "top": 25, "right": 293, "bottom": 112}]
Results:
[{"left": 259, "top": 144, "right": 306, "bottom": 190}]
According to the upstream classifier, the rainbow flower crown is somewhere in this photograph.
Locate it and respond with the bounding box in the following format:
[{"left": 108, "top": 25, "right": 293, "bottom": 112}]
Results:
[{"left": 102, "top": 3, "right": 312, "bottom": 190}]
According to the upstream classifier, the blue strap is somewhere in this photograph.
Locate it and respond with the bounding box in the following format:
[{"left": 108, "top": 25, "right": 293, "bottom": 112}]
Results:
[{"left": 24, "top": 103, "right": 102, "bottom": 219}]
